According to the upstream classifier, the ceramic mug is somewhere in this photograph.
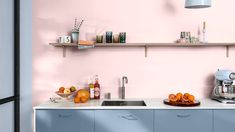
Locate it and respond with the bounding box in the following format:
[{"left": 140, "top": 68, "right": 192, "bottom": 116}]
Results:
[
  {"left": 71, "top": 31, "right": 79, "bottom": 43},
  {"left": 58, "top": 36, "right": 64, "bottom": 43},
  {"left": 63, "top": 36, "right": 71, "bottom": 43}
]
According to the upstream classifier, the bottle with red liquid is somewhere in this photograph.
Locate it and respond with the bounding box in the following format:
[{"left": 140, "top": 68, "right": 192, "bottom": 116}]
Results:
[{"left": 94, "top": 75, "right": 100, "bottom": 99}]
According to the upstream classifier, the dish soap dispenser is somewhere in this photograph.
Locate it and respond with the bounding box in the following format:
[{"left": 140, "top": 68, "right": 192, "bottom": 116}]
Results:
[{"left": 94, "top": 75, "right": 100, "bottom": 99}]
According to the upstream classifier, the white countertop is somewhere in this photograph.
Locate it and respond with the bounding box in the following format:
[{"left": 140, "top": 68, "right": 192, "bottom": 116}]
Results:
[{"left": 33, "top": 98, "right": 235, "bottom": 110}]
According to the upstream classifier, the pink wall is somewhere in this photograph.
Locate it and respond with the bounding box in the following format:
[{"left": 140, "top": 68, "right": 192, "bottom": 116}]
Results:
[{"left": 33, "top": 0, "right": 235, "bottom": 105}]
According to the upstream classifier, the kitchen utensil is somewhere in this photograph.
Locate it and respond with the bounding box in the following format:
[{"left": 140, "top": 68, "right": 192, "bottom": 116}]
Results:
[
  {"left": 50, "top": 98, "right": 58, "bottom": 103},
  {"left": 77, "top": 19, "right": 84, "bottom": 30}
]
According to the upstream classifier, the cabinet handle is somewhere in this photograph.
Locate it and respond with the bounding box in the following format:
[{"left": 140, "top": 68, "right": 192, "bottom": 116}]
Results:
[
  {"left": 58, "top": 114, "right": 72, "bottom": 118},
  {"left": 177, "top": 114, "right": 191, "bottom": 118},
  {"left": 120, "top": 114, "right": 138, "bottom": 120}
]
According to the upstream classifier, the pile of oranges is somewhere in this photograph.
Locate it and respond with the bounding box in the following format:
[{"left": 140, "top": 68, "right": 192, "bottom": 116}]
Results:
[
  {"left": 168, "top": 92, "right": 195, "bottom": 103},
  {"left": 74, "top": 89, "right": 90, "bottom": 103}
]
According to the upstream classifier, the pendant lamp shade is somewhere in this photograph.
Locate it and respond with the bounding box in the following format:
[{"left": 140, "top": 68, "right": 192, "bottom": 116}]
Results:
[{"left": 185, "top": 0, "right": 211, "bottom": 9}]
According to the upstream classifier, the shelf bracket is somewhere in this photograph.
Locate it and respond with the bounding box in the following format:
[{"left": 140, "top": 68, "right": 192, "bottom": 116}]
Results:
[
  {"left": 62, "top": 46, "right": 66, "bottom": 58},
  {"left": 226, "top": 45, "right": 229, "bottom": 58},
  {"left": 145, "top": 45, "right": 148, "bottom": 58}
]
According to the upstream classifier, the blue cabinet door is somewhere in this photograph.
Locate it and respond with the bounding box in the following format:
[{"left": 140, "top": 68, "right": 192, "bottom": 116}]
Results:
[
  {"left": 36, "top": 110, "right": 94, "bottom": 132},
  {"left": 214, "top": 110, "right": 235, "bottom": 132},
  {"left": 95, "top": 110, "right": 154, "bottom": 132},
  {"left": 155, "top": 110, "right": 213, "bottom": 132}
]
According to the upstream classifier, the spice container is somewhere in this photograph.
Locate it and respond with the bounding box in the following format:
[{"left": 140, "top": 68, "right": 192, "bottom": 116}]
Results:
[
  {"left": 113, "top": 34, "right": 119, "bottom": 43},
  {"left": 119, "top": 32, "right": 126, "bottom": 43},
  {"left": 96, "top": 35, "right": 103, "bottom": 43},
  {"left": 106, "top": 31, "right": 113, "bottom": 43},
  {"left": 180, "top": 32, "right": 186, "bottom": 39}
]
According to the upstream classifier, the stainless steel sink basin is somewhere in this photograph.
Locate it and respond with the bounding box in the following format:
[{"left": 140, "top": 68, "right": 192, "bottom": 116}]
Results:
[{"left": 101, "top": 100, "right": 146, "bottom": 106}]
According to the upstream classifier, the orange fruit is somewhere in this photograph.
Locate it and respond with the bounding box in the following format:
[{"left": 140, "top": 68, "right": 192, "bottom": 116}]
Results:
[
  {"left": 59, "top": 87, "right": 65, "bottom": 93},
  {"left": 169, "top": 94, "right": 177, "bottom": 102},
  {"left": 168, "top": 94, "right": 175, "bottom": 99},
  {"left": 76, "top": 89, "right": 90, "bottom": 103},
  {"left": 80, "top": 97, "right": 89, "bottom": 103},
  {"left": 76, "top": 89, "right": 90, "bottom": 98},
  {"left": 188, "top": 95, "right": 195, "bottom": 102},
  {"left": 182, "top": 95, "right": 189, "bottom": 102},
  {"left": 74, "top": 97, "right": 81, "bottom": 103},
  {"left": 176, "top": 92, "right": 183, "bottom": 101},
  {"left": 184, "top": 93, "right": 190, "bottom": 97}
]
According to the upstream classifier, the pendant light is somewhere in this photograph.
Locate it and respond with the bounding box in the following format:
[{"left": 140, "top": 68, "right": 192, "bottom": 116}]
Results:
[{"left": 185, "top": 0, "right": 211, "bottom": 9}]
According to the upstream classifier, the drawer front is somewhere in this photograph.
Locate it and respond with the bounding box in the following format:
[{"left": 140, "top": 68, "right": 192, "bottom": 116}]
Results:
[
  {"left": 36, "top": 110, "right": 94, "bottom": 132},
  {"left": 155, "top": 110, "right": 213, "bottom": 132},
  {"left": 95, "top": 110, "right": 154, "bottom": 132},
  {"left": 214, "top": 110, "right": 235, "bottom": 132}
]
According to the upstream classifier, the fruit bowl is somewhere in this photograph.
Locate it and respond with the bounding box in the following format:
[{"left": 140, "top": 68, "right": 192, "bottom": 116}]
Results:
[
  {"left": 56, "top": 86, "right": 77, "bottom": 100},
  {"left": 55, "top": 91, "right": 73, "bottom": 99},
  {"left": 165, "top": 92, "right": 200, "bottom": 107},
  {"left": 163, "top": 99, "right": 200, "bottom": 107}
]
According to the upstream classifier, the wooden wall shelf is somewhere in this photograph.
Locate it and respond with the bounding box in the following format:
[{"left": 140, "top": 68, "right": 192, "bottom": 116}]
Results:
[{"left": 49, "top": 43, "right": 235, "bottom": 58}]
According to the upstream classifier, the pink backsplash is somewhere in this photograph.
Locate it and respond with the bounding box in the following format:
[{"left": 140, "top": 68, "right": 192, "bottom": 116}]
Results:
[{"left": 33, "top": 0, "right": 235, "bottom": 105}]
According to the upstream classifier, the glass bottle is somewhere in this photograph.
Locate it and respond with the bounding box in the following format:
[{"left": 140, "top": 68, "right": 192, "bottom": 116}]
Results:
[
  {"left": 94, "top": 75, "right": 100, "bottom": 99},
  {"left": 89, "top": 78, "right": 95, "bottom": 99}
]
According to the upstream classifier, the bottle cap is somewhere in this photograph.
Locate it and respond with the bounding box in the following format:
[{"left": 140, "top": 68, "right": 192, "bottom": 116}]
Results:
[
  {"left": 88, "top": 76, "right": 94, "bottom": 84},
  {"left": 94, "top": 75, "right": 99, "bottom": 81}
]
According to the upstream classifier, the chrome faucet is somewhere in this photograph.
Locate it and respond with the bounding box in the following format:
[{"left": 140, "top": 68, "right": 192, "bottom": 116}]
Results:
[{"left": 121, "top": 76, "right": 128, "bottom": 99}]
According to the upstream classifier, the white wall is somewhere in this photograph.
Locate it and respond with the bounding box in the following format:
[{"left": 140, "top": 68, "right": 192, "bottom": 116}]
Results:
[{"left": 33, "top": 0, "right": 235, "bottom": 105}]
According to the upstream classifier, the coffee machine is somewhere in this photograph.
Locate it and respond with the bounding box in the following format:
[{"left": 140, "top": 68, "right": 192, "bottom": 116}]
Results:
[{"left": 211, "top": 69, "right": 235, "bottom": 103}]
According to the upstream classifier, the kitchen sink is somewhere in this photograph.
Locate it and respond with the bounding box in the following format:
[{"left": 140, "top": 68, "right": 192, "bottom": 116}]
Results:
[{"left": 101, "top": 100, "right": 146, "bottom": 106}]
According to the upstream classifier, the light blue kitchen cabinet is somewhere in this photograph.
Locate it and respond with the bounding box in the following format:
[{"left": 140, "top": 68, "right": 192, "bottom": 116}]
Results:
[
  {"left": 214, "top": 110, "right": 235, "bottom": 132},
  {"left": 36, "top": 110, "right": 94, "bottom": 132},
  {"left": 95, "top": 110, "right": 154, "bottom": 132},
  {"left": 155, "top": 110, "right": 213, "bottom": 132}
]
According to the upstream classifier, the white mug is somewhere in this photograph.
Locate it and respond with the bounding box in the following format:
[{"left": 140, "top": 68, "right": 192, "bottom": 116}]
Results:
[
  {"left": 63, "top": 36, "right": 71, "bottom": 43},
  {"left": 58, "top": 36, "right": 64, "bottom": 43}
]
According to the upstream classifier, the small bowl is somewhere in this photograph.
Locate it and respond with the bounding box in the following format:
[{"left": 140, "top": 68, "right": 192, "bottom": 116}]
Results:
[{"left": 56, "top": 91, "right": 73, "bottom": 99}]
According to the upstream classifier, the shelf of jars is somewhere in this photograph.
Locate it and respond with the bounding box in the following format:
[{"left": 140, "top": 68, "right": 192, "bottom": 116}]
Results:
[{"left": 49, "top": 42, "right": 235, "bottom": 58}]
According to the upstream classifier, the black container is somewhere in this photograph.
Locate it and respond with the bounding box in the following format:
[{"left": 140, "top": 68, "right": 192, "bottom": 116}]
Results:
[
  {"left": 119, "top": 32, "right": 126, "bottom": 43},
  {"left": 106, "top": 31, "right": 113, "bottom": 43}
]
